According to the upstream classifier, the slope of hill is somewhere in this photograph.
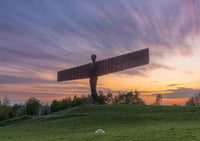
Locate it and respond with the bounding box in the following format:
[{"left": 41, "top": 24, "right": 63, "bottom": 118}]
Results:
[{"left": 1, "top": 105, "right": 200, "bottom": 141}]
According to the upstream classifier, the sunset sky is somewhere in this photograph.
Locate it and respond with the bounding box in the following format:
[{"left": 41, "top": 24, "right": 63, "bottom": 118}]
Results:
[{"left": 0, "top": 0, "right": 200, "bottom": 105}]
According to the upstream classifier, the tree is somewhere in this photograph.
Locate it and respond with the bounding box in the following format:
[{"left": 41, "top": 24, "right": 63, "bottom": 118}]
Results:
[
  {"left": 12, "top": 104, "right": 22, "bottom": 117},
  {"left": 186, "top": 91, "right": 200, "bottom": 106},
  {"left": 80, "top": 95, "right": 91, "bottom": 105},
  {"left": 50, "top": 100, "right": 60, "bottom": 112},
  {"left": 0, "top": 95, "right": 13, "bottom": 121},
  {"left": 186, "top": 97, "right": 195, "bottom": 106},
  {"left": 40, "top": 103, "right": 51, "bottom": 115},
  {"left": 97, "top": 91, "right": 106, "bottom": 104},
  {"left": 110, "top": 90, "right": 145, "bottom": 105},
  {"left": 26, "top": 97, "right": 41, "bottom": 115},
  {"left": 71, "top": 95, "right": 82, "bottom": 106},
  {"left": 61, "top": 97, "right": 72, "bottom": 109},
  {"left": 106, "top": 92, "right": 113, "bottom": 104},
  {"left": 2, "top": 95, "right": 10, "bottom": 106},
  {"left": 153, "top": 94, "right": 163, "bottom": 105},
  {"left": 124, "top": 92, "right": 134, "bottom": 104},
  {"left": 131, "top": 90, "right": 145, "bottom": 105},
  {"left": 16, "top": 105, "right": 26, "bottom": 117}
]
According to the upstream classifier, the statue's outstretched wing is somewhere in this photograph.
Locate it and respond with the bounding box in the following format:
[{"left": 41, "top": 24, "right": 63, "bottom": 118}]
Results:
[
  {"left": 57, "top": 63, "right": 90, "bottom": 81},
  {"left": 96, "top": 48, "right": 149, "bottom": 76},
  {"left": 57, "top": 48, "right": 149, "bottom": 82}
]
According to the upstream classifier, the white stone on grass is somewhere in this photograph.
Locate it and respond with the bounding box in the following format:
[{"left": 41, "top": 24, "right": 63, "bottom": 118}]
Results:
[{"left": 95, "top": 129, "right": 105, "bottom": 135}]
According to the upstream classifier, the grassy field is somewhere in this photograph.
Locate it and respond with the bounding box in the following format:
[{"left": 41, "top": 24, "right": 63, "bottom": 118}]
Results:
[{"left": 1, "top": 105, "right": 200, "bottom": 141}]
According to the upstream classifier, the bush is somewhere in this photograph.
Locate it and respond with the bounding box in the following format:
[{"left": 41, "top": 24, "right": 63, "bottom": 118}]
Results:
[
  {"left": 71, "top": 95, "right": 82, "bottom": 107},
  {"left": 39, "top": 103, "right": 51, "bottom": 115},
  {"left": 0, "top": 105, "right": 12, "bottom": 121},
  {"left": 26, "top": 97, "right": 41, "bottom": 115},
  {"left": 106, "top": 92, "right": 113, "bottom": 104},
  {"left": 50, "top": 100, "right": 61, "bottom": 113},
  {"left": 49, "top": 91, "right": 145, "bottom": 113},
  {"left": 97, "top": 91, "right": 107, "bottom": 104},
  {"left": 50, "top": 95, "right": 91, "bottom": 113},
  {"left": 0, "top": 95, "right": 13, "bottom": 121},
  {"left": 105, "top": 90, "right": 145, "bottom": 105},
  {"left": 80, "top": 95, "right": 91, "bottom": 105},
  {"left": 61, "top": 97, "right": 72, "bottom": 109},
  {"left": 12, "top": 104, "right": 24, "bottom": 117},
  {"left": 16, "top": 105, "right": 26, "bottom": 117}
]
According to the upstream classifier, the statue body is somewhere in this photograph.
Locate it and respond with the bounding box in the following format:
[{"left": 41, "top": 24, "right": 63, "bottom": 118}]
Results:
[
  {"left": 89, "top": 54, "right": 98, "bottom": 104},
  {"left": 57, "top": 48, "right": 149, "bottom": 104}
]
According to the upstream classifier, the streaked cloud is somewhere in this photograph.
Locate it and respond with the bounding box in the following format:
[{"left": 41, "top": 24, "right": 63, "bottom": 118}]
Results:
[
  {"left": 0, "top": 74, "right": 54, "bottom": 84},
  {"left": 167, "top": 84, "right": 180, "bottom": 87},
  {"left": 0, "top": 0, "right": 200, "bottom": 104},
  {"left": 183, "top": 70, "right": 193, "bottom": 75},
  {"left": 152, "top": 87, "right": 196, "bottom": 99}
]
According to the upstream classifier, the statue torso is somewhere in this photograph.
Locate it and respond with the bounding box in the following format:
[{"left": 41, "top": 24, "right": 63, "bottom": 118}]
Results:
[{"left": 90, "top": 62, "right": 97, "bottom": 79}]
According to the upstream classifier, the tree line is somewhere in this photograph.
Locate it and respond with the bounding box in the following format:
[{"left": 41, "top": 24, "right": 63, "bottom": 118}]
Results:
[
  {"left": 0, "top": 96, "right": 50, "bottom": 121},
  {"left": 0, "top": 90, "right": 145, "bottom": 121},
  {"left": 1, "top": 90, "right": 199, "bottom": 122}
]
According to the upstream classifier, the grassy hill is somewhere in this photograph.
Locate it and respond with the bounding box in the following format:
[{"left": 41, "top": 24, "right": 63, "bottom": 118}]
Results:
[{"left": 1, "top": 105, "right": 200, "bottom": 141}]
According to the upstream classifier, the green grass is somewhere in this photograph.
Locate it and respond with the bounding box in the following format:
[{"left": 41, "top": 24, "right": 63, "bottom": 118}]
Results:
[{"left": 1, "top": 105, "right": 200, "bottom": 141}]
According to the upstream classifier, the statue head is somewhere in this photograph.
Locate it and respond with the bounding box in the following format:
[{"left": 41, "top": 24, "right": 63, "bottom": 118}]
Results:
[{"left": 91, "top": 54, "right": 96, "bottom": 62}]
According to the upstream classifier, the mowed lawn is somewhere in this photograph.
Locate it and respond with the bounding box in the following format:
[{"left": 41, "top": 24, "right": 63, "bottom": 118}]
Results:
[{"left": 1, "top": 105, "right": 200, "bottom": 141}]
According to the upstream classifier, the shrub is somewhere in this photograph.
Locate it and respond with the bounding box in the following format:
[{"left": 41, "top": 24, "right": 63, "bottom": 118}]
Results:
[
  {"left": 12, "top": 104, "right": 24, "bottom": 117},
  {"left": 61, "top": 97, "right": 72, "bottom": 109},
  {"left": 80, "top": 95, "right": 91, "bottom": 105},
  {"left": 106, "top": 92, "right": 113, "bottom": 104},
  {"left": 0, "top": 95, "right": 13, "bottom": 121},
  {"left": 0, "top": 105, "right": 12, "bottom": 121},
  {"left": 39, "top": 103, "right": 51, "bottom": 115},
  {"left": 50, "top": 95, "right": 91, "bottom": 113},
  {"left": 71, "top": 95, "right": 82, "bottom": 107},
  {"left": 97, "top": 91, "right": 107, "bottom": 104},
  {"left": 26, "top": 97, "right": 41, "bottom": 115},
  {"left": 16, "top": 105, "right": 26, "bottom": 117},
  {"left": 50, "top": 100, "right": 60, "bottom": 113},
  {"left": 106, "top": 90, "right": 145, "bottom": 105}
]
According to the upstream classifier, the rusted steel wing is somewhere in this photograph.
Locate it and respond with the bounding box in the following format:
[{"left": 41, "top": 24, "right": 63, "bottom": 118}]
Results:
[
  {"left": 57, "top": 63, "right": 90, "bottom": 81},
  {"left": 96, "top": 48, "right": 149, "bottom": 76},
  {"left": 57, "top": 48, "right": 149, "bottom": 81}
]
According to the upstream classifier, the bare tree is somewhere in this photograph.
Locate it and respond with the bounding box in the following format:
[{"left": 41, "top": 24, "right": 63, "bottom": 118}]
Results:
[
  {"left": 153, "top": 94, "right": 162, "bottom": 105},
  {"left": 3, "top": 94, "right": 10, "bottom": 106},
  {"left": 186, "top": 90, "right": 200, "bottom": 106}
]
